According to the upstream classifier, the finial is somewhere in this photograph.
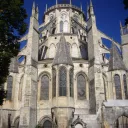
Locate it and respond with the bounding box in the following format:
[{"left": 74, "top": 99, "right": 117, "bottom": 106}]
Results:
[
  {"left": 45, "top": 4, "right": 48, "bottom": 12},
  {"left": 90, "top": 0, "right": 93, "bottom": 7},
  {"left": 70, "top": 0, "right": 72, "bottom": 5},
  {"left": 120, "top": 21, "right": 122, "bottom": 28},
  {"left": 56, "top": 0, "right": 58, "bottom": 5},
  {"left": 81, "top": 3, "right": 82, "bottom": 11},
  {"left": 36, "top": 5, "right": 39, "bottom": 12},
  {"left": 32, "top": 1, "right": 35, "bottom": 8}
]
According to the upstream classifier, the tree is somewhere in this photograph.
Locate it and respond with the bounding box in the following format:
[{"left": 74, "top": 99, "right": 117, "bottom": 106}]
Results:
[
  {"left": 0, "top": 0, "right": 27, "bottom": 105},
  {"left": 123, "top": 0, "right": 128, "bottom": 25}
]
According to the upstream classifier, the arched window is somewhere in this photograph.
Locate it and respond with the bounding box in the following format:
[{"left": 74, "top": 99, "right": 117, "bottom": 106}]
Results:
[
  {"left": 60, "top": 21, "right": 63, "bottom": 32},
  {"left": 63, "top": 21, "right": 68, "bottom": 32},
  {"left": 123, "top": 74, "right": 128, "bottom": 99},
  {"left": 77, "top": 74, "right": 86, "bottom": 100},
  {"left": 70, "top": 69, "right": 73, "bottom": 97},
  {"left": 14, "top": 117, "right": 20, "bottom": 128},
  {"left": 59, "top": 66, "right": 67, "bottom": 96},
  {"left": 43, "top": 120, "right": 52, "bottom": 128},
  {"left": 114, "top": 116, "right": 128, "bottom": 128},
  {"left": 114, "top": 74, "right": 122, "bottom": 99},
  {"left": 7, "top": 76, "right": 13, "bottom": 100},
  {"left": 18, "top": 76, "right": 23, "bottom": 101},
  {"left": 40, "top": 75, "right": 49, "bottom": 100},
  {"left": 52, "top": 69, "right": 56, "bottom": 98}
]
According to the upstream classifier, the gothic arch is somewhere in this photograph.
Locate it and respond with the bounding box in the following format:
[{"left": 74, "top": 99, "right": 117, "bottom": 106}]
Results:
[
  {"left": 49, "top": 43, "right": 56, "bottom": 58},
  {"left": 71, "top": 43, "right": 79, "bottom": 58},
  {"left": 75, "top": 71, "right": 88, "bottom": 81},
  {"left": 71, "top": 116, "right": 86, "bottom": 128},
  {"left": 13, "top": 116, "right": 20, "bottom": 128},
  {"left": 38, "top": 116, "right": 53, "bottom": 127},
  {"left": 38, "top": 71, "right": 51, "bottom": 81},
  {"left": 114, "top": 115, "right": 128, "bottom": 128}
]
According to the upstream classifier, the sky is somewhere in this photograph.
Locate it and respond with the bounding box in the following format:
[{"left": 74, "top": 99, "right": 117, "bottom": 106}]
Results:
[{"left": 23, "top": 0, "right": 128, "bottom": 46}]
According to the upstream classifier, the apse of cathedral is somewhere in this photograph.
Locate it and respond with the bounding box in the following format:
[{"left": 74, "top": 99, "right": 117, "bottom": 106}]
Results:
[{"left": 0, "top": 0, "right": 128, "bottom": 128}]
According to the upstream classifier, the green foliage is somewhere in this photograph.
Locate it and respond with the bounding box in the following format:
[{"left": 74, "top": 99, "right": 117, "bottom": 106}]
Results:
[
  {"left": 35, "top": 125, "right": 41, "bottom": 128},
  {"left": 123, "top": 0, "right": 128, "bottom": 25},
  {"left": 0, "top": 0, "right": 27, "bottom": 105}
]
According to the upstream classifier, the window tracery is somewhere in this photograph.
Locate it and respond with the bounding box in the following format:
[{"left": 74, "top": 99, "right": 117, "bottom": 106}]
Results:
[
  {"left": 114, "top": 74, "right": 122, "bottom": 99},
  {"left": 40, "top": 75, "right": 49, "bottom": 100},
  {"left": 77, "top": 74, "right": 86, "bottom": 100},
  {"left": 7, "top": 76, "right": 13, "bottom": 100},
  {"left": 59, "top": 66, "right": 67, "bottom": 96}
]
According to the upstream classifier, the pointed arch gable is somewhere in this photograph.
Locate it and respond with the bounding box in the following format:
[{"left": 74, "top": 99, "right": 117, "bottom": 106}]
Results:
[
  {"left": 49, "top": 43, "right": 56, "bottom": 58},
  {"left": 72, "top": 43, "right": 79, "bottom": 58}
]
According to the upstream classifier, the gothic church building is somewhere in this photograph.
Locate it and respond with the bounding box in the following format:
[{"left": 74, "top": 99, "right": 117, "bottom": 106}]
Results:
[{"left": 1, "top": 1, "right": 128, "bottom": 128}]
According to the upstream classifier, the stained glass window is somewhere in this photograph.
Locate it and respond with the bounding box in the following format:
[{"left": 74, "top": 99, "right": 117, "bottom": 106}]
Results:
[
  {"left": 70, "top": 69, "right": 73, "bottom": 97},
  {"left": 52, "top": 69, "right": 56, "bottom": 98},
  {"left": 77, "top": 74, "right": 86, "bottom": 100},
  {"left": 114, "top": 74, "right": 122, "bottom": 99},
  {"left": 59, "top": 66, "right": 67, "bottom": 96},
  {"left": 123, "top": 74, "right": 128, "bottom": 99},
  {"left": 7, "top": 76, "right": 13, "bottom": 100},
  {"left": 60, "top": 21, "right": 63, "bottom": 32},
  {"left": 43, "top": 120, "right": 52, "bottom": 128},
  {"left": 114, "top": 116, "right": 128, "bottom": 128},
  {"left": 40, "top": 75, "right": 49, "bottom": 100}
]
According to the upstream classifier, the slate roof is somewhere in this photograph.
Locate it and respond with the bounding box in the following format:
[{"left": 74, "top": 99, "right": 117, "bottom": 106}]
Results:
[
  {"left": 108, "top": 43, "right": 126, "bottom": 71},
  {"left": 52, "top": 33, "right": 73, "bottom": 66},
  {"left": 9, "top": 57, "right": 18, "bottom": 73}
]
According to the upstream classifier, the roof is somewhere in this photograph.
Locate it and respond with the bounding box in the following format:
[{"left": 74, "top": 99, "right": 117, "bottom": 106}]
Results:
[
  {"left": 52, "top": 33, "right": 73, "bottom": 66},
  {"left": 108, "top": 43, "right": 126, "bottom": 71}
]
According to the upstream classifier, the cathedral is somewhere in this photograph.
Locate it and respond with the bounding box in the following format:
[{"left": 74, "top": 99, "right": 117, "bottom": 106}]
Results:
[{"left": 1, "top": 0, "right": 128, "bottom": 128}]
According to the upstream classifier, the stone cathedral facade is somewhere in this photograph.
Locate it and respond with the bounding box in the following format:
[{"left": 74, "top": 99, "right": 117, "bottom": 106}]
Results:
[{"left": 1, "top": 1, "right": 128, "bottom": 128}]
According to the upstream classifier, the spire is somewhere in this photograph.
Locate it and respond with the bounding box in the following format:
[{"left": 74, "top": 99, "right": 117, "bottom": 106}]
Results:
[
  {"left": 52, "top": 34, "right": 73, "bottom": 66},
  {"left": 32, "top": 1, "right": 36, "bottom": 16},
  {"left": 9, "top": 57, "right": 18, "bottom": 73},
  {"left": 108, "top": 41, "right": 126, "bottom": 71},
  {"left": 89, "top": 0, "right": 94, "bottom": 15}
]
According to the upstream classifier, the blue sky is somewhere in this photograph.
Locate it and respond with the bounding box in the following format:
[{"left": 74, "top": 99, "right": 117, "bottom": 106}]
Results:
[{"left": 23, "top": 0, "right": 127, "bottom": 44}]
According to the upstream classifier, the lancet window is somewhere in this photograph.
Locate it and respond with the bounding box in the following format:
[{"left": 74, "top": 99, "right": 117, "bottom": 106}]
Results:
[
  {"left": 77, "top": 74, "right": 86, "bottom": 100},
  {"left": 52, "top": 69, "right": 56, "bottom": 98},
  {"left": 70, "top": 69, "right": 73, "bottom": 97},
  {"left": 114, "top": 74, "right": 122, "bottom": 99},
  {"left": 123, "top": 74, "right": 128, "bottom": 99},
  {"left": 60, "top": 21, "right": 63, "bottom": 32},
  {"left": 7, "top": 76, "right": 13, "bottom": 100},
  {"left": 40, "top": 75, "right": 49, "bottom": 100},
  {"left": 59, "top": 66, "right": 67, "bottom": 96}
]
